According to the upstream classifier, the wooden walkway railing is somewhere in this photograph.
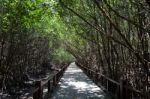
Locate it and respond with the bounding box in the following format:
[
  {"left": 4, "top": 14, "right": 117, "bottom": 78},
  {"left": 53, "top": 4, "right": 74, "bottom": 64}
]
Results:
[
  {"left": 76, "top": 62, "right": 149, "bottom": 99},
  {"left": 26, "top": 63, "right": 69, "bottom": 99}
]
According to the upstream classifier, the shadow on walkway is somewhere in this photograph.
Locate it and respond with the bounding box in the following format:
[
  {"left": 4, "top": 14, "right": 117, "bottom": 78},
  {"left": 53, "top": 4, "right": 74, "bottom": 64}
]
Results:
[{"left": 45, "top": 62, "right": 112, "bottom": 99}]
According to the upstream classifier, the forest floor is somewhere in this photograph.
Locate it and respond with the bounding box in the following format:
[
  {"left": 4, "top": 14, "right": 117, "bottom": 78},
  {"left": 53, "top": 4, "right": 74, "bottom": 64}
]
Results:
[
  {"left": 0, "top": 64, "right": 61, "bottom": 99},
  {"left": 45, "top": 62, "right": 112, "bottom": 99}
]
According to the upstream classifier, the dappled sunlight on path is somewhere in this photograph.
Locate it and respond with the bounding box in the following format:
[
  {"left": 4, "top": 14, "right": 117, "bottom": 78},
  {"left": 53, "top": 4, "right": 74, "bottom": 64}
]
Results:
[{"left": 46, "top": 62, "right": 112, "bottom": 99}]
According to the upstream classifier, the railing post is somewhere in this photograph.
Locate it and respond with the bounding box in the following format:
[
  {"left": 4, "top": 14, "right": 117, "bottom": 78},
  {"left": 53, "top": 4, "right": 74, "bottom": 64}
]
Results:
[
  {"left": 107, "top": 80, "right": 109, "bottom": 91},
  {"left": 95, "top": 73, "right": 98, "bottom": 84},
  {"left": 102, "top": 77, "right": 104, "bottom": 86},
  {"left": 56, "top": 73, "right": 60, "bottom": 83},
  {"left": 120, "top": 79, "right": 127, "bottom": 99},
  {"left": 48, "top": 80, "right": 51, "bottom": 92},
  {"left": 90, "top": 71, "right": 92, "bottom": 78},
  {"left": 120, "top": 79, "right": 123, "bottom": 99},
  {"left": 87, "top": 70, "right": 89, "bottom": 76},
  {"left": 33, "top": 81, "right": 43, "bottom": 99},
  {"left": 53, "top": 76, "right": 56, "bottom": 87},
  {"left": 94, "top": 72, "right": 97, "bottom": 83},
  {"left": 58, "top": 72, "right": 61, "bottom": 81}
]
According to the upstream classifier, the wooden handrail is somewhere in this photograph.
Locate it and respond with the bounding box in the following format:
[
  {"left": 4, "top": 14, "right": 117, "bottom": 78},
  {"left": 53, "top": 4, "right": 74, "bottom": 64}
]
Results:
[
  {"left": 26, "top": 63, "right": 70, "bottom": 99},
  {"left": 76, "top": 62, "right": 148, "bottom": 99},
  {"left": 78, "top": 63, "right": 120, "bottom": 85}
]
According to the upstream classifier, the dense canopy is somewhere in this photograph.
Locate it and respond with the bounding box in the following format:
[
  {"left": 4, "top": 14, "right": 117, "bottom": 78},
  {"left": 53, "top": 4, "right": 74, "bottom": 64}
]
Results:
[{"left": 0, "top": 0, "right": 150, "bottom": 98}]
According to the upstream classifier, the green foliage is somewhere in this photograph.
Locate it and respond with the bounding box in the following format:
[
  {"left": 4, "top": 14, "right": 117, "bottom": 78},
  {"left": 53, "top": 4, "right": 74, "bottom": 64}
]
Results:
[{"left": 53, "top": 48, "right": 74, "bottom": 63}]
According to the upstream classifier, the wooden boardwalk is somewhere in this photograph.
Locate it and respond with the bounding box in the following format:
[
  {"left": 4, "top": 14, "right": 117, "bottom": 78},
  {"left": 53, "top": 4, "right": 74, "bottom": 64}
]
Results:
[{"left": 45, "top": 62, "right": 112, "bottom": 99}]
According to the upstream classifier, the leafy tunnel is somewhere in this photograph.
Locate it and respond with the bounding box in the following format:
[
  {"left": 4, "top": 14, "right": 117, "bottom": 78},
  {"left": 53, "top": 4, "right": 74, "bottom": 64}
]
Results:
[{"left": 0, "top": 0, "right": 150, "bottom": 98}]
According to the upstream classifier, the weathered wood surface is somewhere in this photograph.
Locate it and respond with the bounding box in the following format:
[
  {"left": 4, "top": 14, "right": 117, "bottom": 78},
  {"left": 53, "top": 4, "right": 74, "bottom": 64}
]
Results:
[{"left": 46, "top": 62, "right": 112, "bottom": 99}]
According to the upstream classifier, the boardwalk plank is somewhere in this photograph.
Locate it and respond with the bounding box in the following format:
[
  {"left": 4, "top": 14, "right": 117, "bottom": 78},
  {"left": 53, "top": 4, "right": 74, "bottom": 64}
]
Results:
[{"left": 45, "top": 62, "right": 112, "bottom": 99}]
